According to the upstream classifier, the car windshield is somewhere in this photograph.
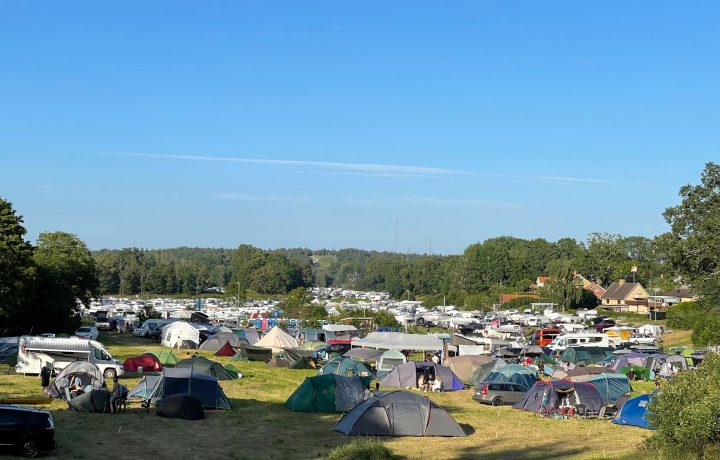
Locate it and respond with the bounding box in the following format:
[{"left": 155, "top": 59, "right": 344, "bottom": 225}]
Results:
[{"left": 78, "top": 328, "right": 91, "bottom": 332}]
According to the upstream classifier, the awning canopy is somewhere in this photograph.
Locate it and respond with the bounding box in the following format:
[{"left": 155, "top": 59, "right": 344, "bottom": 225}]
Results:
[{"left": 351, "top": 332, "right": 443, "bottom": 351}]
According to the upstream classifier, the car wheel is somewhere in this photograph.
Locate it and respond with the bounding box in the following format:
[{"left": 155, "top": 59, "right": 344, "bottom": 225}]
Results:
[
  {"left": 104, "top": 368, "right": 117, "bottom": 380},
  {"left": 21, "top": 441, "right": 39, "bottom": 458},
  {"left": 633, "top": 341, "right": 640, "bottom": 345},
  {"left": 653, "top": 339, "right": 659, "bottom": 344},
  {"left": 492, "top": 397, "right": 504, "bottom": 406}
]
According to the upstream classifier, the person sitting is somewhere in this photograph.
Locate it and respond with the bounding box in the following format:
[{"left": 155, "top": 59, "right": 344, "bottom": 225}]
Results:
[
  {"left": 421, "top": 367, "right": 433, "bottom": 392},
  {"left": 430, "top": 378, "right": 443, "bottom": 392},
  {"left": 69, "top": 377, "right": 85, "bottom": 398},
  {"left": 110, "top": 377, "right": 128, "bottom": 413}
]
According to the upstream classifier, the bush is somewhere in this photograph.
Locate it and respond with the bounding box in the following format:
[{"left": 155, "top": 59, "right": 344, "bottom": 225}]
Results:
[
  {"left": 326, "top": 438, "right": 399, "bottom": 460},
  {"left": 646, "top": 353, "right": 720, "bottom": 457},
  {"left": 666, "top": 301, "right": 702, "bottom": 330},
  {"left": 692, "top": 314, "right": 720, "bottom": 347}
]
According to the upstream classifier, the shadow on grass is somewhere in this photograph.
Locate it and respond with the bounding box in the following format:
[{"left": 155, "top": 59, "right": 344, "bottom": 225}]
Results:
[{"left": 454, "top": 439, "right": 588, "bottom": 460}]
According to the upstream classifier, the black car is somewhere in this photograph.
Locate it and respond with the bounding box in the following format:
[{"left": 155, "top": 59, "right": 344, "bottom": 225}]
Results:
[
  {"left": 0, "top": 405, "right": 56, "bottom": 457},
  {"left": 0, "top": 345, "right": 18, "bottom": 364}
]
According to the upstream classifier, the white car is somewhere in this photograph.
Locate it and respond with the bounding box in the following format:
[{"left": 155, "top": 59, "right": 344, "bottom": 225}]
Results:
[
  {"left": 74, "top": 326, "right": 99, "bottom": 340},
  {"left": 629, "top": 334, "right": 662, "bottom": 345}
]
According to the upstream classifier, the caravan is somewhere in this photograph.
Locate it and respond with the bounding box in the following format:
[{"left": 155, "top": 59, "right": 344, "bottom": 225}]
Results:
[
  {"left": 16, "top": 336, "right": 124, "bottom": 379},
  {"left": 547, "top": 332, "right": 610, "bottom": 351}
]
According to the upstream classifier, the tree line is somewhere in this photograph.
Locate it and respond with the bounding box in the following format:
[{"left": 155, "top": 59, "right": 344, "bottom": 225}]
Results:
[{"left": 1, "top": 162, "right": 718, "bottom": 335}]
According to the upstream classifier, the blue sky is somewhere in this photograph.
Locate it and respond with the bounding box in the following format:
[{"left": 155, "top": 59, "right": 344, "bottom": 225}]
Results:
[{"left": 1, "top": 2, "right": 718, "bottom": 254}]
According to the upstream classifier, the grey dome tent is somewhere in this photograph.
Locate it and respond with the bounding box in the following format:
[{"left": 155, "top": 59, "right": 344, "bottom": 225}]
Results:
[
  {"left": 176, "top": 356, "right": 235, "bottom": 380},
  {"left": 128, "top": 374, "right": 162, "bottom": 401},
  {"left": 199, "top": 332, "right": 247, "bottom": 351},
  {"left": 48, "top": 361, "right": 104, "bottom": 399},
  {"left": 149, "top": 367, "right": 231, "bottom": 410},
  {"left": 333, "top": 391, "right": 466, "bottom": 437},
  {"left": 232, "top": 343, "right": 272, "bottom": 362}
]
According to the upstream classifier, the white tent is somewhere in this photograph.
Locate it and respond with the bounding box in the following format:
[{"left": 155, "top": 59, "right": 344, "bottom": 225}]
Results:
[
  {"left": 255, "top": 326, "right": 298, "bottom": 353},
  {"left": 351, "top": 332, "right": 444, "bottom": 351},
  {"left": 161, "top": 322, "right": 201, "bottom": 349}
]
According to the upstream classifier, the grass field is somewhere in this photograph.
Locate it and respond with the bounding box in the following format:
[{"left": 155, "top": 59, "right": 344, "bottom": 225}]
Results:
[{"left": 0, "top": 333, "right": 657, "bottom": 459}]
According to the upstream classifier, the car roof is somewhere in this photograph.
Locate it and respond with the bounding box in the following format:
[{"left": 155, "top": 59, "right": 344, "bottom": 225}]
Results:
[{"left": 0, "top": 404, "right": 51, "bottom": 415}]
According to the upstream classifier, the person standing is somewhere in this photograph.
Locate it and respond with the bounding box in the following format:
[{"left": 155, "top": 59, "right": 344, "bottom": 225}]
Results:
[{"left": 40, "top": 364, "right": 51, "bottom": 396}]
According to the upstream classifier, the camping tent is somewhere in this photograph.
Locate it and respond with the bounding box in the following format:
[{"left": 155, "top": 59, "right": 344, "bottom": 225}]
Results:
[
  {"left": 620, "top": 366, "right": 652, "bottom": 381},
  {"left": 214, "top": 342, "right": 236, "bottom": 357},
  {"left": 266, "top": 357, "right": 291, "bottom": 368},
  {"left": 484, "top": 364, "right": 538, "bottom": 391},
  {"left": 123, "top": 353, "right": 163, "bottom": 373},
  {"left": 379, "top": 362, "right": 464, "bottom": 391},
  {"left": 199, "top": 332, "right": 246, "bottom": 351},
  {"left": 320, "top": 357, "right": 373, "bottom": 379},
  {"left": 376, "top": 350, "right": 407, "bottom": 376},
  {"left": 333, "top": 391, "right": 466, "bottom": 437},
  {"left": 469, "top": 358, "right": 507, "bottom": 387},
  {"left": 343, "top": 348, "right": 384, "bottom": 362},
  {"left": 150, "top": 368, "right": 231, "bottom": 410},
  {"left": 232, "top": 343, "right": 272, "bottom": 362},
  {"left": 286, "top": 374, "right": 367, "bottom": 413},
  {"left": 48, "top": 361, "right": 104, "bottom": 399},
  {"left": 299, "top": 341, "right": 327, "bottom": 351},
  {"left": 513, "top": 380, "right": 604, "bottom": 416},
  {"left": 255, "top": 326, "right": 298, "bottom": 353},
  {"left": 161, "top": 322, "right": 201, "bottom": 349},
  {"left": 446, "top": 355, "right": 494, "bottom": 384},
  {"left": 551, "top": 366, "right": 616, "bottom": 381},
  {"left": 232, "top": 328, "right": 260, "bottom": 345},
  {"left": 146, "top": 350, "right": 179, "bottom": 367},
  {"left": 157, "top": 394, "right": 205, "bottom": 420},
  {"left": 574, "top": 373, "right": 631, "bottom": 404},
  {"left": 176, "top": 356, "right": 235, "bottom": 380},
  {"left": 129, "top": 375, "right": 162, "bottom": 400},
  {"left": 67, "top": 389, "right": 111, "bottom": 413},
  {"left": 560, "top": 347, "right": 614, "bottom": 365},
  {"left": 612, "top": 394, "right": 653, "bottom": 429},
  {"left": 282, "top": 349, "right": 317, "bottom": 369}
]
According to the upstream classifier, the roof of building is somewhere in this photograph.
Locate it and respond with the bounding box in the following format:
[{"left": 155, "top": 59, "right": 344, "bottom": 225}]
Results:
[
  {"left": 661, "top": 287, "right": 697, "bottom": 298},
  {"left": 600, "top": 282, "right": 646, "bottom": 300},
  {"left": 500, "top": 293, "right": 540, "bottom": 303}
]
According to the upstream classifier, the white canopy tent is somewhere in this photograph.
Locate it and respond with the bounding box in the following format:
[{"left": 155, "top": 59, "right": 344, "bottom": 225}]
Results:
[
  {"left": 161, "top": 322, "right": 201, "bottom": 349},
  {"left": 255, "top": 326, "right": 298, "bottom": 353},
  {"left": 351, "top": 332, "right": 444, "bottom": 351}
]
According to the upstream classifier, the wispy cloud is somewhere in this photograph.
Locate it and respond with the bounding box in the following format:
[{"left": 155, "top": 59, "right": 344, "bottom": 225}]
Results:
[
  {"left": 211, "top": 192, "right": 310, "bottom": 204},
  {"left": 348, "top": 195, "right": 524, "bottom": 210},
  {"left": 95, "top": 152, "right": 468, "bottom": 178},
  {"left": 531, "top": 175, "right": 610, "bottom": 184}
]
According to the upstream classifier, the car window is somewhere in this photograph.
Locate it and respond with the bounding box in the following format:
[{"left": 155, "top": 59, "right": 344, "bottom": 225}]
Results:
[{"left": 0, "top": 409, "right": 20, "bottom": 424}]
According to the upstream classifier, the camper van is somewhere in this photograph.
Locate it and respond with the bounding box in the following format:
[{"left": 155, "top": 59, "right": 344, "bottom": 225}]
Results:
[
  {"left": 547, "top": 332, "right": 610, "bottom": 351},
  {"left": 16, "top": 336, "right": 124, "bottom": 379}
]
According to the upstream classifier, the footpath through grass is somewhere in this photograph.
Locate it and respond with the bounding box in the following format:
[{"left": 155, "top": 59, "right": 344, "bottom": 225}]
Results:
[{"left": 0, "top": 333, "right": 654, "bottom": 459}]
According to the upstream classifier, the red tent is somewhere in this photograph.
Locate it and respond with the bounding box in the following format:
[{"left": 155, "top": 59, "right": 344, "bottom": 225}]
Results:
[
  {"left": 214, "top": 341, "right": 236, "bottom": 357},
  {"left": 123, "top": 353, "right": 163, "bottom": 373}
]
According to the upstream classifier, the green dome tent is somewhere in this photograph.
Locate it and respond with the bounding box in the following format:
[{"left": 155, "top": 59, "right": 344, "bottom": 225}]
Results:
[
  {"left": 176, "top": 356, "right": 236, "bottom": 380},
  {"left": 146, "top": 350, "right": 179, "bottom": 367},
  {"left": 286, "top": 374, "right": 366, "bottom": 413}
]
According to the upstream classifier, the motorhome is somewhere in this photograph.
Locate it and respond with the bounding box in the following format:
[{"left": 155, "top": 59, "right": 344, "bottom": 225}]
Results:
[
  {"left": 532, "top": 328, "right": 562, "bottom": 347},
  {"left": 557, "top": 323, "right": 588, "bottom": 333},
  {"left": 16, "top": 336, "right": 124, "bottom": 379},
  {"left": 547, "top": 332, "right": 610, "bottom": 351}
]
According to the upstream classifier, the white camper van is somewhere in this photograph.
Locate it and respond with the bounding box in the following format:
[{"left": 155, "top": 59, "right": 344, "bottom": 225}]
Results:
[
  {"left": 547, "top": 332, "right": 610, "bottom": 351},
  {"left": 16, "top": 336, "right": 124, "bottom": 379}
]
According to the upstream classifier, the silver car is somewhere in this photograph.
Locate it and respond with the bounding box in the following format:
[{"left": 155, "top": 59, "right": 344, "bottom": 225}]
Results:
[{"left": 473, "top": 382, "right": 528, "bottom": 406}]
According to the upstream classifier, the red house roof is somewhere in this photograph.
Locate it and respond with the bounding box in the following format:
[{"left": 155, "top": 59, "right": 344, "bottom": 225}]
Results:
[{"left": 501, "top": 293, "right": 540, "bottom": 303}]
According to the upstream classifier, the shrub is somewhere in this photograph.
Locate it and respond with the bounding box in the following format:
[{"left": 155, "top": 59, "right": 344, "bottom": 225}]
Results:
[
  {"left": 691, "top": 314, "right": 720, "bottom": 347},
  {"left": 646, "top": 353, "right": 720, "bottom": 457},
  {"left": 326, "top": 438, "right": 399, "bottom": 460}
]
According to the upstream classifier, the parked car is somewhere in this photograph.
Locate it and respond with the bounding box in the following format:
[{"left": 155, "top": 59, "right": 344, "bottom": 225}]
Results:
[
  {"left": 473, "top": 382, "right": 528, "bottom": 406},
  {"left": 0, "top": 405, "right": 56, "bottom": 457},
  {"left": 0, "top": 345, "right": 18, "bottom": 364},
  {"left": 94, "top": 317, "right": 116, "bottom": 331},
  {"left": 629, "top": 334, "right": 662, "bottom": 345},
  {"left": 593, "top": 319, "right": 616, "bottom": 332},
  {"left": 73, "top": 326, "right": 99, "bottom": 340}
]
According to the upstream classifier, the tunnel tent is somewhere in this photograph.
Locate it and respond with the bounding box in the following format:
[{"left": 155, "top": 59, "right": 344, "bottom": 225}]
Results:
[
  {"left": 333, "top": 391, "right": 466, "bottom": 437},
  {"left": 286, "top": 374, "right": 366, "bottom": 413},
  {"left": 379, "top": 361, "right": 464, "bottom": 391},
  {"left": 612, "top": 394, "right": 653, "bottom": 429}
]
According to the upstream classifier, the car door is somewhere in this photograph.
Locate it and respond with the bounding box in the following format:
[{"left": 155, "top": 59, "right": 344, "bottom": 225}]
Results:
[
  {"left": 508, "top": 384, "right": 525, "bottom": 404},
  {"left": 0, "top": 408, "right": 21, "bottom": 446}
]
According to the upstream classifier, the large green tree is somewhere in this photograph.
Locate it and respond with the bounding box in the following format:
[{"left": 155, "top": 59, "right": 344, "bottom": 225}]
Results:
[
  {"left": 32, "top": 231, "right": 99, "bottom": 333},
  {"left": 0, "top": 198, "right": 37, "bottom": 333},
  {"left": 543, "top": 259, "right": 582, "bottom": 311},
  {"left": 663, "top": 162, "right": 720, "bottom": 304}
]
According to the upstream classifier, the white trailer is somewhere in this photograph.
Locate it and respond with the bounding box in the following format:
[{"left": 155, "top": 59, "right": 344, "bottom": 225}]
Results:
[{"left": 16, "top": 336, "right": 124, "bottom": 379}]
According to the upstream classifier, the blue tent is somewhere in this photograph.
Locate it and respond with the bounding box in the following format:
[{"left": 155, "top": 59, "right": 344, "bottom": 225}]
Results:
[
  {"left": 485, "top": 364, "right": 537, "bottom": 391},
  {"left": 613, "top": 394, "right": 653, "bottom": 429},
  {"left": 579, "top": 373, "right": 631, "bottom": 404}
]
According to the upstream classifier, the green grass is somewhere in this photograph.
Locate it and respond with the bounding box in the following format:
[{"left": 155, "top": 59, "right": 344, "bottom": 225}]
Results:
[{"left": 0, "top": 333, "right": 657, "bottom": 459}]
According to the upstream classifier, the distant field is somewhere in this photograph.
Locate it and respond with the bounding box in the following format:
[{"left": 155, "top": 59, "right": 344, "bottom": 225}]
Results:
[{"left": 0, "top": 333, "right": 656, "bottom": 459}]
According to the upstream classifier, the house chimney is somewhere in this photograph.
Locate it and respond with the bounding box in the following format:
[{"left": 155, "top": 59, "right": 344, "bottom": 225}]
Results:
[{"left": 618, "top": 279, "right": 625, "bottom": 286}]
